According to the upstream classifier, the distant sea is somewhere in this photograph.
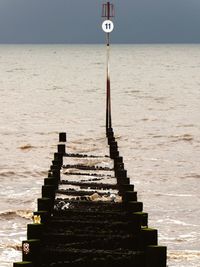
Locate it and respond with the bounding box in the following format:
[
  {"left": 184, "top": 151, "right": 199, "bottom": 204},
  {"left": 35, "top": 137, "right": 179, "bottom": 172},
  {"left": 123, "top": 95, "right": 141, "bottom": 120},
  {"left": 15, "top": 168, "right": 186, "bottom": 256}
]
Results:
[{"left": 0, "top": 44, "right": 200, "bottom": 266}]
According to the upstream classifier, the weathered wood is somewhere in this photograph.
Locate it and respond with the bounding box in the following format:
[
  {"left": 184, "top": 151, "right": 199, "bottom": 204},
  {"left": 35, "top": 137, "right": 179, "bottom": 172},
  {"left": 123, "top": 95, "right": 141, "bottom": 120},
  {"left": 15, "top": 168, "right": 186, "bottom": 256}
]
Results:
[{"left": 14, "top": 130, "right": 167, "bottom": 267}]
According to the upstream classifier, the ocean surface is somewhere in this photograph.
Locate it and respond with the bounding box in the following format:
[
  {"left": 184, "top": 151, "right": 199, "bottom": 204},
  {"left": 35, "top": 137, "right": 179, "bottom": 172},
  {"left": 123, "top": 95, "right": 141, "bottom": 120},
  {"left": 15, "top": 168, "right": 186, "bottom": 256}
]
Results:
[{"left": 0, "top": 44, "right": 200, "bottom": 266}]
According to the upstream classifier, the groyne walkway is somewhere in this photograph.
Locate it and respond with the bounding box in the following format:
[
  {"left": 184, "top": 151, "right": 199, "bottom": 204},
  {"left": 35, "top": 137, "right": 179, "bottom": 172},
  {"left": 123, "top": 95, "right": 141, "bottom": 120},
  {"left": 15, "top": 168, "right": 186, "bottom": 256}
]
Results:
[
  {"left": 13, "top": 2, "right": 167, "bottom": 266},
  {"left": 14, "top": 129, "right": 167, "bottom": 267}
]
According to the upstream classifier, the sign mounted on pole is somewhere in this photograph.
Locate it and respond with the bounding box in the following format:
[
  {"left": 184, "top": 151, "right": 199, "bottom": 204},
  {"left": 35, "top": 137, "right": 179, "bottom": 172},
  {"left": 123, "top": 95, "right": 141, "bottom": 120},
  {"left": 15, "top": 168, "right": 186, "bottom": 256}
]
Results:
[{"left": 102, "top": 20, "right": 114, "bottom": 33}]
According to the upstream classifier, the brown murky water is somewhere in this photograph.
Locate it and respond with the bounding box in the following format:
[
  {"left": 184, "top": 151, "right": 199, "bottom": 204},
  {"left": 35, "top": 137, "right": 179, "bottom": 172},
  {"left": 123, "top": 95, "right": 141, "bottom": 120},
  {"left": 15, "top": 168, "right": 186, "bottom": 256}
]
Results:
[{"left": 0, "top": 44, "right": 200, "bottom": 266}]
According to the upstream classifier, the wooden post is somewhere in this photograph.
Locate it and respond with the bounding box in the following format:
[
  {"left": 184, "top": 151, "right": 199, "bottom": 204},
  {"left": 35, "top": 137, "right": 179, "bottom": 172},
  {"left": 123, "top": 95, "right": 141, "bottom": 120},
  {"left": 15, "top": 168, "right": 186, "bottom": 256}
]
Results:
[
  {"left": 54, "top": 152, "right": 63, "bottom": 163},
  {"left": 13, "top": 262, "right": 33, "bottom": 266},
  {"left": 44, "top": 177, "right": 58, "bottom": 186},
  {"left": 27, "top": 224, "right": 44, "bottom": 240},
  {"left": 116, "top": 169, "right": 127, "bottom": 179},
  {"left": 42, "top": 185, "right": 57, "bottom": 199},
  {"left": 139, "top": 228, "right": 158, "bottom": 249},
  {"left": 37, "top": 197, "right": 53, "bottom": 213},
  {"left": 33, "top": 211, "right": 50, "bottom": 224},
  {"left": 122, "top": 191, "right": 137, "bottom": 202},
  {"left": 57, "top": 144, "right": 65, "bottom": 155},
  {"left": 146, "top": 245, "right": 167, "bottom": 267},
  {"left": 59, "top": 132, "right": 67, "bottom": 142},
  {"left": 22, "top": 239, "right": 41, "bottom": 265}
]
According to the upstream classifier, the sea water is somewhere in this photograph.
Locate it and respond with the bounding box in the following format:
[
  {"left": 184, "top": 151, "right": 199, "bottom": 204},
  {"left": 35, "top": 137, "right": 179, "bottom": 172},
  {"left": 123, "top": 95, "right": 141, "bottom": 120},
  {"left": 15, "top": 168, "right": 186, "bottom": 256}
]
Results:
[{"left": 0, "top": 44, "right": 200, "bottom": 266}]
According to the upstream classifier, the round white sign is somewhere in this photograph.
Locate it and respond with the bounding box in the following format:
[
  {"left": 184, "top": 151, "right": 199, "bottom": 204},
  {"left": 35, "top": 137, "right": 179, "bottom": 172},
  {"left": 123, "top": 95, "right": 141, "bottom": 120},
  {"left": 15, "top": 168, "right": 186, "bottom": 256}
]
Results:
[{"left": 102, "top": 20, "right": 114, "bottom": 33}]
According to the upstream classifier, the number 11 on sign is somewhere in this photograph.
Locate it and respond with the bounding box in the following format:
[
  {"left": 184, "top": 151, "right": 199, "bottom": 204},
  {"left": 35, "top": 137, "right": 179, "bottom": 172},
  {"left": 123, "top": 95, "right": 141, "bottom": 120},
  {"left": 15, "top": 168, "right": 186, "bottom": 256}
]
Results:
[{"left": 102, "top": 20, "right": 114, "bottom": 33}]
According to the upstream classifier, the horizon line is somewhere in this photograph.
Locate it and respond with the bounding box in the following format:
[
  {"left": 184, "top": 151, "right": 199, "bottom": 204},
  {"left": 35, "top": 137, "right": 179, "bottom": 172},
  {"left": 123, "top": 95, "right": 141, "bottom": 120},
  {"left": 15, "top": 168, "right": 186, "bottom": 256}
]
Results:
[{"left": 0, "top": 42, "right": 200, "bottom": 45}]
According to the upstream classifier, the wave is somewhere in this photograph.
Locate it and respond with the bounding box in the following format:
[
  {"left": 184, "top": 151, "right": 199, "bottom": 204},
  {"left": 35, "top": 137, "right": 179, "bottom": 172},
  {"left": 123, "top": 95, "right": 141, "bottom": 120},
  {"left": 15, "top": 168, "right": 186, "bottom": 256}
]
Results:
[
  {"left": 168, "top": 250, "right": 200, "bottom": 260},
  {"left": 0, "top": 210, "right": 33, "bottom": 220},
  {"left": 0, "top": 242, "right": 22, "bottom": 251},
  {"left": 0, "top": 171, "right": 16, "bottom": 177},
  {"left": 18, "top": 144, "right": 35, "bottom": 150},
  {"left": 177, "top": 124, "right": 195, "bottom": 128},
  {"left": 181, "top": 173, "right": 200, "bottom": 179},
  {"left": 0, "top": 169, "right": 48, "bottom": 178},
  {"left": 170, "top": 134, "right": 193, "bottom": 142},
  {"left": 18, "top": 141, "right": 57, "bottom": 150}
]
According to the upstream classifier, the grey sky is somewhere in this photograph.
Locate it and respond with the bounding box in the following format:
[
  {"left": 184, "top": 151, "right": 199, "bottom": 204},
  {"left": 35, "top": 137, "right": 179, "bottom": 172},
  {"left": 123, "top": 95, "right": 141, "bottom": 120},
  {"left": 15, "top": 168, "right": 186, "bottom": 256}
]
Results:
[{"left": 0, "top": 0, "right": 200, "bottom": 43}]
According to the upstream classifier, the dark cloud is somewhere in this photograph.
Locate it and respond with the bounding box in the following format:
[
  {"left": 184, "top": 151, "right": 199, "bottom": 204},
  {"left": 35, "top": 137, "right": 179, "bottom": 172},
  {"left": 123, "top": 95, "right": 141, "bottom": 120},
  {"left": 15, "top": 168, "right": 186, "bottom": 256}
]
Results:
[{"left": 0, "top": 0, "right": 200, "bottom": 43}]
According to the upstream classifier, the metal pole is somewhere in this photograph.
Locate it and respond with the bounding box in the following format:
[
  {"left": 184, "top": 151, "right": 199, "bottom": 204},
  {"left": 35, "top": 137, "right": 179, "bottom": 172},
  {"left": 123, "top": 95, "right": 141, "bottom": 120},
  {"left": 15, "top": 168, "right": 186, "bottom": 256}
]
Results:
[
  {"left": 102, "top": 2, "right": 114, "bottom": 132},
  {"left": 106, "top": 32, "right": 112, "bottom": 130},
  {"left": 106, "top": 2, "right": 111, "bottom": 131}
]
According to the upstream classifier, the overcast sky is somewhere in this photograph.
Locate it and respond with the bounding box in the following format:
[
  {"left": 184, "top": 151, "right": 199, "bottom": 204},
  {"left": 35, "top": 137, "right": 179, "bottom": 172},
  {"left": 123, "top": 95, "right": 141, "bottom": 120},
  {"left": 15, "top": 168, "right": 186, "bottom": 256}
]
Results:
[{"left": 0, "top": 0, "right": 200, "bottom": 43}]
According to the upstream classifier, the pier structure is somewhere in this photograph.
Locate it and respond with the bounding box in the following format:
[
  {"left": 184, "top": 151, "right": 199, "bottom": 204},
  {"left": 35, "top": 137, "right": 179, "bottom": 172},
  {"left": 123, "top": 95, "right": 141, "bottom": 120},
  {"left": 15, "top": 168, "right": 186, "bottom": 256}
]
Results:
[
  {"left": 13, "top": 2, "right": 167, "bottom": 266},
  {"left": 14, "top": 131, "right": 167, "bottom": 267}
]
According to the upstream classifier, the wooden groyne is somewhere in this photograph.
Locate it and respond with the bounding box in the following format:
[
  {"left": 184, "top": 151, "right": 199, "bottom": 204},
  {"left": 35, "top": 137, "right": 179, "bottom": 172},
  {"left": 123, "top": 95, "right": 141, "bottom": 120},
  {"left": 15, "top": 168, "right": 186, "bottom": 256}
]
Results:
[
  {"left": 13, "top": 129, "right": 167, "bottom": 267},
  {"left": 13, "top": 3, "right": 167, "bottom": 266}
]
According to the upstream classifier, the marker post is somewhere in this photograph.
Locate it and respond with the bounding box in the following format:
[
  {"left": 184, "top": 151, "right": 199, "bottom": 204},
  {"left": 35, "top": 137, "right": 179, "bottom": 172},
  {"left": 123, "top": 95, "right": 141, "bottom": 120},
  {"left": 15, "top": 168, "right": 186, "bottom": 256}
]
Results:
[{"left": 102, "top": 2, "right": 115, "bottom": 132}]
